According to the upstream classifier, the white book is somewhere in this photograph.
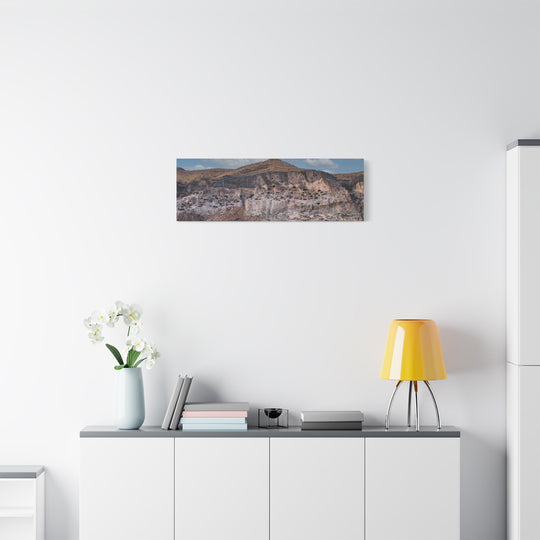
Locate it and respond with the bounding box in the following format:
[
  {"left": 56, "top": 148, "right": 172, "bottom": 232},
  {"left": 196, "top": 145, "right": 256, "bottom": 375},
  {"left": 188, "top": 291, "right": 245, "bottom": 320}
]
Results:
[
  {"left": 161, "top": 375, "right": 184, "bottom": 430},
  {"left": 184, "top": 402, "right": 249, "bottom": 411},
  {"left": 301, "top": 411, "right": 365, "bottom": 423},
  {"left": 180, "top": 417, "right": 247, "bottom": 424}
]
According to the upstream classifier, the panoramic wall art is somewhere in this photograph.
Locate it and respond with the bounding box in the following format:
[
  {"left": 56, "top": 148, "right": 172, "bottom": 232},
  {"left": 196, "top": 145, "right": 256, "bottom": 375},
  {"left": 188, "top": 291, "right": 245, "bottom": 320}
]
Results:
[{"left": 176, "top": 158, "right": 364, "bottom": 221}]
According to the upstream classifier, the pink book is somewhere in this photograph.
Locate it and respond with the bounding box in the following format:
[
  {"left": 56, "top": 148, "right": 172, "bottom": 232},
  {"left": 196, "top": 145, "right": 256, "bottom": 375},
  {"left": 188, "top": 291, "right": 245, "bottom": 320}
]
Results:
[{"left": 182, "top": 410, "right": 248, "bottom": 418}]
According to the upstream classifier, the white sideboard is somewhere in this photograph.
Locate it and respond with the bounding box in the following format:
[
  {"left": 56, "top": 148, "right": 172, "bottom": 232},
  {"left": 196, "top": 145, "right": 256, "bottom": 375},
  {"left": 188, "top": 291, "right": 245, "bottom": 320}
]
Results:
[
  {"left": 80, "top": 426, "right": 460, "bottom": 540},
  {"left": 507, "top": 140, "right": 540, "bottom": 540},
  {"left": 0, "top": 466, "right": 44, "bottom": 540}
]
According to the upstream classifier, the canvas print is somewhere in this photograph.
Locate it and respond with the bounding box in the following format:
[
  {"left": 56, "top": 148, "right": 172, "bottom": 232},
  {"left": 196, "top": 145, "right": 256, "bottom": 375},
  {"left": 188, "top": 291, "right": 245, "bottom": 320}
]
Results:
[{"left": 176, "top": 159, "right": 364, "bottom": 221}]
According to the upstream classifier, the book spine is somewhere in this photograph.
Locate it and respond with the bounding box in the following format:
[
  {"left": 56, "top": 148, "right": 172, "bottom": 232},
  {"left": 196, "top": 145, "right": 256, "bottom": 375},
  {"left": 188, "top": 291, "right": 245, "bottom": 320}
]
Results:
[
  {"left": 161, "top": 376, "right": 184, "bottom": 430},
  {"left": 301, "top": 421, "right": 363, "bottom": 430},
  {"left": 182, "top": 411, "right": 248, "bottom": 418},
  {"left": 181, "top": 424, "right": 248, "bottom": 431},
  {"left": 170, "top": 376, "right": 193, "bottom": 429},
  {"left": 180, "top": 417, "right": 247, "bottom": 424},
  {"left": 183, "top": 402, "right": 249, "bottom": 411},
  {"left": 301, "top": 412, "right": 365, "bottom": 422}
]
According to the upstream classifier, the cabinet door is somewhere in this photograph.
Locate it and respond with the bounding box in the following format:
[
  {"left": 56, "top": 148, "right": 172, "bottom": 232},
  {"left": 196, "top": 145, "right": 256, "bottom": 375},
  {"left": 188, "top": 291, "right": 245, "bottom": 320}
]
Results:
[
  {"left": 365, "top": 438, "right": 459, "bottom": 540},
  {"left": 80, "top": 438, "right": 174, "bottom": 540},
  {"left": 270, "top": 438, "right": 364, "bottom": 540},
  {"left": 175, "top": 438, "right": 269, "bottom": 540}
]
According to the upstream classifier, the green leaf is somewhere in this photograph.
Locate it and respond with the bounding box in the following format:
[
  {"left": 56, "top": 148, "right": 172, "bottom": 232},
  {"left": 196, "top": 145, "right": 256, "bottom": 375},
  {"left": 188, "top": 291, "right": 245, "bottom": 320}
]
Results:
[
  {"left": 126, "top": 349, "right": 141, "bottom": 368},
  {"left": 133, "top": 357, "right": 146, "bottom": 368},
  {"left": 114, "top": 365, "right": 124, "bottom": 370},
  {"left": 106, "top": 344, "right": 124, "bottom": 365}
]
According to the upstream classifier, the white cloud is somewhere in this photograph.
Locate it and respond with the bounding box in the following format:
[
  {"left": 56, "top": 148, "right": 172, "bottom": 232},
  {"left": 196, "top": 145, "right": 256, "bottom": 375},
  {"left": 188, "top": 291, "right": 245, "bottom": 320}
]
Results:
[
  {"left": 206, "top": 159, "right": 261, "bottom": 169},
  {"left": 182, "top": 164, "right": 211, "bottom": 171},
  {"left": 303, "top": 159, "right": 338, "bottom": 170}
]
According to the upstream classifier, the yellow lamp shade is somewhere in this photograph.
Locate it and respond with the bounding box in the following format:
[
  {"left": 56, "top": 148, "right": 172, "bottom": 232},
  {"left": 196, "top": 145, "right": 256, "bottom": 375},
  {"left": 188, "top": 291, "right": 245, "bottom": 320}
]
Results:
[{"left": 381, "top": 319, "right": 446, "bottom": 381}]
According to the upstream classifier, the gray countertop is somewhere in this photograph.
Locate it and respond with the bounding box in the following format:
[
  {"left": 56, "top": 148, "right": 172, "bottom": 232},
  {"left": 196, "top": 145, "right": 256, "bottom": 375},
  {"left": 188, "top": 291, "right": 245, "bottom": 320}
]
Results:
[
  {"left": 507, "top": 139, "right": 540, "bottom": 150},
  {"left": 81, "top": 426, "right": 460, "bottom": 438},
  {"left": 0, "top": 466, "right": 44, "bottom": 478}
]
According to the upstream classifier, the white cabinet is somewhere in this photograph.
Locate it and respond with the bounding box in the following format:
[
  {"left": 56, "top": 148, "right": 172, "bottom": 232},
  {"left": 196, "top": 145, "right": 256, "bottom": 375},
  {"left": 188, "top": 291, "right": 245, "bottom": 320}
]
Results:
[
  {"left": 365, "top": 438, "right": 460, "bottom": 540},
  {"left": 175, "top": 438, "right": 269, "bottom": 540},
  {"left": 270, "top": 438, "right": 364, "bottom": 540},
  {"left": 0, "top": 468, "right": 44, "bottom": 540},
  {"left": 507, "top": 140, "right": 540, "bottom": 540},
  {"left": 80, "top": 438, "right": 174, "bottom": 540},
  {"left": 80, "top": 429, "right": 459, "bottom": 540}
]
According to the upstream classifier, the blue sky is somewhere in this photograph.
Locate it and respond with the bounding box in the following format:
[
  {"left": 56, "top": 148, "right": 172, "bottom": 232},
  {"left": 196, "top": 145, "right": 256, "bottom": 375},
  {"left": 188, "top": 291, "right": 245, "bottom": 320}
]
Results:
[{"left": 177, "top": 158, "right": 364, "bottom": 174}]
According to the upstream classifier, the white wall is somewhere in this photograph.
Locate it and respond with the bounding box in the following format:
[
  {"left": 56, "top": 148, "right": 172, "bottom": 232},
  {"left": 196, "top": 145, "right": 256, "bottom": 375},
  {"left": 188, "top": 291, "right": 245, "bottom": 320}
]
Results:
[{"left": 1, "top": 1, "right": 539, "bottom": 538}]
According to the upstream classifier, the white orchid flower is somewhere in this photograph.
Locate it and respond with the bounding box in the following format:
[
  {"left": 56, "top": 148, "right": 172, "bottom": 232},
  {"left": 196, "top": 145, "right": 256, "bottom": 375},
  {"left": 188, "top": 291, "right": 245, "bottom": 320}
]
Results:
[
  {"left": 91, "top": 310, "right": 109, "bottom": 326},
  {"left": 115, "top": 300, "right": 128, "bottom": 315},
  {"left": 106, "top": 305, "right": 120, "bottom": 327},
  {"left": 128, "top": 319, "right": 143, "bottom": 334},
  {"left": 85, "top": 302, "right": 160, "bottom": 373},
  {"left": 145, "top": 344, "right": 160, "bottom": 361},
  {"left": 145, "top": 358, "right": 155, "bottom": 370},
  {"left": 88, "top": 327, "right": 104, "bottom": 344},
  {"left": 123, "top": 304, "right": 142, "bottom": 325},
  {"left": 83, "top": 317, "right": 99, "bottom": 330},
  {"left": 126, "top": 336, "right": 146, "bottom": 352}
]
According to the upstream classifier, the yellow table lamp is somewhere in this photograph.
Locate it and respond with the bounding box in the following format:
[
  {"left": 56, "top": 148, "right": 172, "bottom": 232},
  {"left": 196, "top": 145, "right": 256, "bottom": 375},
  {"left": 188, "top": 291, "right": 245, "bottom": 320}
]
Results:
[{"left": 381, "top": 319, "right": 446, "bottom": 431}]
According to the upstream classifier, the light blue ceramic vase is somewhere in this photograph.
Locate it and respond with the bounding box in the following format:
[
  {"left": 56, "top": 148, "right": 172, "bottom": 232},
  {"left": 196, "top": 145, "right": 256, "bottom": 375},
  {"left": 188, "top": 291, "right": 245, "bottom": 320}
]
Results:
[{"left": 114, "top": 367, "right": 145, "bottom": 430}]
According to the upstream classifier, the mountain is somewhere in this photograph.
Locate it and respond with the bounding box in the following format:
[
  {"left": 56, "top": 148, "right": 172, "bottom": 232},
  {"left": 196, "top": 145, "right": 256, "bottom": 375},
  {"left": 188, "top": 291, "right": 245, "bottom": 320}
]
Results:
[
  {"left": 176, "top": 160, "right": 301, "bottom": 184},
  {"left": 176, "top": 159, "right": 363, "bottom": 221},
  {"left": 233, "top": 159, "right": 301, "bottom": 175}
]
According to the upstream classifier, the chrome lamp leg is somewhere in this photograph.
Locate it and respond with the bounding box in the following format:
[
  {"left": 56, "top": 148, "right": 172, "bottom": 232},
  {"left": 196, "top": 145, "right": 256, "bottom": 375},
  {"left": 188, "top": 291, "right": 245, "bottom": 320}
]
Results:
[
  {"left": 407, "top": 382, "right": 412, "bottom": 427},
  {"left": 385, "top": 380, "right": 402, "bottom": 430},
  {"left": 423, "top": 380, "right": 442, "bottom": 430},
  {"left": 413, "top": 380, "right": 419, "bottom": 431},
  {"left": 385, "top": 380, "right": 441, "bottom": 432}
]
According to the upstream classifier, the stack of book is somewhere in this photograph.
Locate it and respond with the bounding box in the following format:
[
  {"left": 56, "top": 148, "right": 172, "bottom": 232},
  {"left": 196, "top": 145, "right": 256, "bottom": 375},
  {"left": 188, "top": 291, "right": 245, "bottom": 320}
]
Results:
[
  {"left": 301, "top": 411, "right": 364, "bottom": 430},
  {"left": 161, "top": 375, "right": 193, "bottom": 430},
  {"left": 180, "top": 402, "right": 249, "bottom": 431}
]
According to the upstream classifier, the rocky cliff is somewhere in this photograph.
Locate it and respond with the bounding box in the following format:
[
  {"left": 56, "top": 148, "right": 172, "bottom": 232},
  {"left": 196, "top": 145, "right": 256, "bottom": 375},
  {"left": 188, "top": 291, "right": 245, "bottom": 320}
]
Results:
[{"left": 176, "top": 159, "right": 364, "bottom": 221}]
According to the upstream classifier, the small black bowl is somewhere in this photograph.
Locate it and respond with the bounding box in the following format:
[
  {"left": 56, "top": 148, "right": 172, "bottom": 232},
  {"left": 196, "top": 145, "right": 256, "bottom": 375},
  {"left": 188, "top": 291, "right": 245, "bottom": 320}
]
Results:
[{"left": 264, "top": 408, "right": 283, "bottom": 419}]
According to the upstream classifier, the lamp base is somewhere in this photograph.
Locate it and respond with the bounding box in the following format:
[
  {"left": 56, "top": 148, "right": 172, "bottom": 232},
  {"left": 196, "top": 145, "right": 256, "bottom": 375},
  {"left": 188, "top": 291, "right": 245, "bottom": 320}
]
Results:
[{"left": 384, "top": 380, "right": 441, "bottom": 431}]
